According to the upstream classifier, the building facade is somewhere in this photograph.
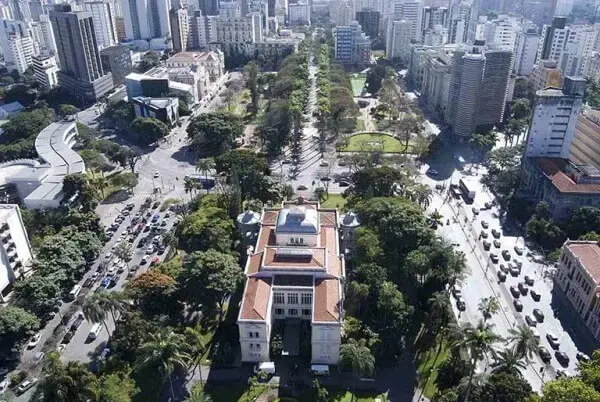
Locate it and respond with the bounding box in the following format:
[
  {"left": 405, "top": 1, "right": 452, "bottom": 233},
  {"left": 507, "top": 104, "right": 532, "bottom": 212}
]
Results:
[
  {"left": 525, "top": 77, "right": 586, "bottom": 159},
  {"left": 166, "top": 51, "right": 224, "bottom": 82},
  {"left": 132, "top": 97, "right": 179, "bottom": 126},
  {"left": 514, "top": 26, "right": 540, "bottom": 76},
  {"left": 83, "top": 1, "right": 119, "bottom": 49},
  {"left": 531, "top": 59, "right": 564, "bottom": 91},
  {"left": 0, "top": 19, "right": 34, "bottom": 74},
  {"left": 32, "top": 54, "right": 59, "bottom": 90},
  {"left": 50, "top": 5, "right": 114, "bottom": 103},
  {"left": 386, "top": 19, "right": 411, "bottom": 62},
  {"left": 0, "top": 205, "right": 33, "bottom": 302},
  {"left": 100, "top": 45, "right": 133, "bottom": 86},
  {"left": 288, "top": 3, "right": 310, "bottom": 25},
  {"left": 121, "top": 0, "right": 172, "bottom": 41},
  {"left": 335, "top": 21, "right": 371, "bottom": 65},
  {"left": 215, "top": 13, "right": 263, "bottom": 55},
  {"left": 170, "top": 7, "right": 189, "bottom": 52},
  {"left": 570, "top": 108, "right": 600, "bottom": 172},
  {"left": 554, "top": 241, "right": 600, "bottom": 341},
  {"left": 237, "top": 199, "right": 345, "bottom": 365},
  {"left": 356, "top": 8, "right": 380, "bottom": 38}
]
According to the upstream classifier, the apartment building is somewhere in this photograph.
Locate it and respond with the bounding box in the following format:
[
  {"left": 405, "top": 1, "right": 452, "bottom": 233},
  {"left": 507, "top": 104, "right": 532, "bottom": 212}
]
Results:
[
  {"left": 0, "top": 205, "right": 33, "bottom": 302},
  {"left": 170, "top": 7, "right": 189, "bottom": 52},
  {"left": 237, "top": 199, "right": 345, "bottom": 365},
  {"left": 531, "top": 59, "right": 564, "bottom": 91},
  {"left": 121, "top": 0, "right": 171, "bottom": 41},
  {"left": 386, "top": 20, "right": 411, "bottom": 62},
  {"left": 555, "top": 241, "right": 600, "bottom": 340},
  {"left": 0, "top": 19, "right": 34, "bottom": 74},
  {"left": 524, "top": 76, "right": 586, "bottom": 159},
  {"left": 188, "top": 10, "right": 217, "bottom": 51},
  {"left": 83, "top": 0, "right": 118, "bottom": 49},
  {"left": 356, "top": 8, "right": 380, "bottom": 38},
  {"left": 288, "top": 3, "right": 310, "bottom": 26},
  {"left": 335, "top": 21, "right": 372, "bottom": 65},
  {"left": 215, "top": 13, "right": 263, "bottom": 55},
  {"left": 514, "top": 26, "right": 540, "bottom": 76}
]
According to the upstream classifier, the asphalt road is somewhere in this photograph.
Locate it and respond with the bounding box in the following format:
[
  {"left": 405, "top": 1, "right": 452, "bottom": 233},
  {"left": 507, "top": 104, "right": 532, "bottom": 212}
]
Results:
[
  {"left": 8, "top": 75, "right": 237, "bottom": 401},
  {"left": 419, "top": 143, "right": 590, "bottom": 391}
]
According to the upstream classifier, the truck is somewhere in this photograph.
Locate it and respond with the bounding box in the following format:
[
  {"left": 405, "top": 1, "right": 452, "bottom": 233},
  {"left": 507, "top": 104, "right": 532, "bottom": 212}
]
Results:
[{"left": 459, "top": 179, "right": 476, "bottom": 201}]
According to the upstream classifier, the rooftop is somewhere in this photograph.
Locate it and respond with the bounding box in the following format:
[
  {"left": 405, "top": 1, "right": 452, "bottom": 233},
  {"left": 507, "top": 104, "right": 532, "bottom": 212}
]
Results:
[
  {"left": 566, "top": 241, "right": 600, "bottom": 284},
  {"left": 167, "top": 51, "right": 220, "bottom": 64},
  {"left": 275, "top": 207, "right": 319, "bottom": 234},
  {"left": 535, "top": 158, "right": 600, "bottom": 194},
  {"left": 132, "top": 96, "right": 177, "bottom": 109}
]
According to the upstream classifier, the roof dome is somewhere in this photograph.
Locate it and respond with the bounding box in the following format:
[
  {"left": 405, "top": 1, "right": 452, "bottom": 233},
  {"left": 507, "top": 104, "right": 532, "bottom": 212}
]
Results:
[
  {"left": 340, "top": 212, "right": 361, "bottom": 227},
  {"left": 237, "top": 210, "right": 260, "bottom": 225}
]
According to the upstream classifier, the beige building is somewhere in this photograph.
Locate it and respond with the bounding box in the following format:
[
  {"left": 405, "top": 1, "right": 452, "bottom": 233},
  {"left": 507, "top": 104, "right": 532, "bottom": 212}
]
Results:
[
  {"left": 237, "top": 199, "right": 345, "bottom": 365},
  {"left": 531, "top": 59, "right": 564, "bottom": 91},
  {"left": 555, "top": 241, "right": 600, "bottom": 340},
  {"left": 166, "top": 51, "right": 225, "bottom": 82},
  {"left": 570, "top": 108, "right": 600, "bottom": 171}
]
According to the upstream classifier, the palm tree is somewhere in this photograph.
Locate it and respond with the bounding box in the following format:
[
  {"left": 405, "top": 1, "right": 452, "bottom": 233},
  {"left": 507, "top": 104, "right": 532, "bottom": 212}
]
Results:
[
  {"left": 83, "top": 291, "right": 128, "bottom": 333},
  {"left": 186, "top": 383, "right": 213, "bottom": 402},
  {"left": 411, "top": 183, "right": 433, "bottom": 208},
  {"left": 477, "top": 297, "right": 500, "bottom": 322},
  {"left": 453, "top": 320, "right": 503, "bottom": 402},
  {"left": 41, "top": 352, "right": 100, "bottom": 402},
  {"left": 507, "top": 325, "right": 539, "bottom": 361},
  {"left": 427, "top": 292, "right": 451, "bottom": 333},
  {"left": 135, "top": 330, "right": 191, "bottom": 400},
  {"left": 184, "top": 326, "right": 206, "bottom": 385},
  {"left": 195, "top": 158, "right": 215, "bottom": 194},
  {"left": 339, "top": 338, "right": 375, "bottom": 401},
  {"left": 490, "top": 348, "right": 526, "bottom": 375}
]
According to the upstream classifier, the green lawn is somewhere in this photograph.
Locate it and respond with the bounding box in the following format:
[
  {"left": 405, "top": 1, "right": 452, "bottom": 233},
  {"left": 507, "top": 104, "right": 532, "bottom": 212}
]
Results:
[
  {"left": 321, "top": 193, "right": 346, "bottom": 210},
  {"left": 292, "top": 387, "right": 385, "bottom": 402},
  {"left": 203, "top": 383, "right": 269, "bottom": 401},
  {"left": 339, "top": 133, "right": 408, "bottom": 154},
  {"left": 350, "top": 75, "right": 366, "bottom": 97},
  {"left": 413, "top": 325, "right": 450, "bottom": 399}
]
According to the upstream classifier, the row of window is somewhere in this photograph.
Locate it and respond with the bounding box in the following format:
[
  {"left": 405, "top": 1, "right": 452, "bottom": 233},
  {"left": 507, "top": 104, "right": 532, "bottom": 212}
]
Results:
[
  {"left": 248, "top": 331, "right": 260, "bottom": 338},
  {"left": 289, "top": 237, "right": 304, "bottom": 244},
  {"left": 273, "top": 292, "right": 312, "bottom": 305},
  {"left": 249, "top": 343, "right": 262, "bottom": 350},
  {"left": 274, "top": 308, "right": 311, "bottom": 316}
]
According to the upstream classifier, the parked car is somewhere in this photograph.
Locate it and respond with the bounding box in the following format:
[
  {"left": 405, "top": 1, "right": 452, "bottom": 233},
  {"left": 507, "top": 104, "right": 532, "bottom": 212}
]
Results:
[
  {"left": 497, "top": 271, "right": 507, "bottom": 282},
  {"left": 525, "top": 315, "right": 537, "bottom": 327},
  {"left": 451, "top": 286, "right": 462, "bottom": 299},
  {"left": 481, "top": 221, "right": 489, "bottom": 229},
  {"left": 531, "top": 290, "right": 541, "bottom": 301},
  {"left": 16, "top": 378, "right": 37, "bottom": 394},
  {"left": 533, "top": 308, "right": 545, "bottom": 322},
  {"left": 547, "top": 332, "right": 561, "bottom": 349},
  {"left": 141, "top": 255, "right": 149, "bottom": 265},
  {"left": 490, "top": 253, "right": 499, "bottom": 263},
  {"left": 514, "top": 245, "right": 524, "bottom": 255},
  {"left": 510, "top": 286, "right": 520, "bottom": 298},
  {"left": 493, "top": 239, "right": 501, "bottom": 248},
  {"left": 27, "top": 333, "right": 42, "bottom": 349},
  {"left": 518, "top": 282, "right": 529, "bottom": 295},
  {"left": 33, "top": 352, "right": 45, "bottom": 365},
  {"left": 481, "top": 230, "right": 489, "bottom": 238},
  {"left": 513, "top": 299, "right": 523, "bottom": 312},
  {"left": 483, "top": 240, "right": 491, "bottom": 250},
  {"left": 491, "top": 229, "right": 501, "bottom": 239},
  {"left": 0, "top": 379, "right": 8, "bottom": 394},
  {"left": 509, "top": 266, "right": 520, "bottom": 277},
  {"left": 70, "top": 316, "right": 84, "bottom": 331},
  {"left": 502, "top": 250, "right": 511, "bottom": 260},
  {"left": 146, "top": 245, "right": 155, "bottom": 254},
  {"left": 577, "top": 352, "right": 591, "bottom": 362},
  {"left": 555, "top": 351, "right": 570, "bottom": 366},
  {"left": 524, "top": 275, "right": 534, "bottom": 286},
  {"left": 539, "top": 347, "right": 552, "bottom": 363},
  {"left": 0, "top": 367, "right": 8, "bottom": 377},
  {"left": 151, "top": 214, "right": 160, "bottom": 223},
  {"left": 456, "top": 300, "right": 466, "bottom": 311},
  {"left": 62, "top": 331, "right": 75, "bottom": 344},
  {"left": 499, "top": 264, "right": 509, "bottom": 274},
  {"left": 472, "top": 207, "right": 479, "bottom": 215},
  {"left": 426, "top": 168, "right": 439, "bottom": 176}
]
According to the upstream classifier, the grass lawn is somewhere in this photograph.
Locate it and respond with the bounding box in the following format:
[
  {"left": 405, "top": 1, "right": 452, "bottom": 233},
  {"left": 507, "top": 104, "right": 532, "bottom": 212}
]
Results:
[
  {"left": 204, "top": 383, "right": 269, "bottom": 401},
  {"left": 350, "top": 75, "right": 366, "bottom": 97},
  {"left": 413, "top": 325, "right": 449, "bottom": 399},
  {"left": 321, "top": 193, "right": 346, "bottom": 210},
  {"left": 339, "top": 133, "right": 409, "bottom": 154},
  {"left": 355, "top": 117, "right": 366, "bottom": 131},
  {"left": 293, "top": 387, "right": 385, "bottom": 402}
]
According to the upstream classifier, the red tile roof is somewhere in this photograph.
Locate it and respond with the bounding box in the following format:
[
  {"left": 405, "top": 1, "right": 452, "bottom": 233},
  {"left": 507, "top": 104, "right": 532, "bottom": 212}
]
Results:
[
  {"left": 536, "top": 158, "right": 600, "bottom": 194},
  {"left": 262, "top": 247, "right": 326, "bottom": 269},
  {"left": 567, "top": 242, "right": 600, "bottom": 283},
  {"left": 240, "top": 278, "right": 271, "bottom": 320},
  {"left": 319, "top": 211, "right": 337, "bottom": 227},
  {"left": 314, "top": 279, "right": 341, "bottom": 322}
]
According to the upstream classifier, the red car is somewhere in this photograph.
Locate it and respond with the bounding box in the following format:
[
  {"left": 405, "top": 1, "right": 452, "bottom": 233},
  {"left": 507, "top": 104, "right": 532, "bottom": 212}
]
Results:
[{"left": 150, "top": 257, "right": 160, "bottom": 266}]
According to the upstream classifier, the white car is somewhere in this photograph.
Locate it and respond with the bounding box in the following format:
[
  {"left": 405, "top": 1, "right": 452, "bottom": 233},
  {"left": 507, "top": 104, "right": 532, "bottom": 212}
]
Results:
[
  {"left": 16, "top": 378, "right": 37, "bottom": 394},
  {"left": 153, "top": 171, "right": 160, "bottom": 178},
  {"left": 0, "top": 379, "right": 8, "bottom": 394},
  {"left": 146, "top": 245, "right": 155, "bottom": 254},
  {"left": 104, "top": 252, "right": 113, "bottom": 261},
  {"left": 27, "top": 333, "right": 42, "bottom": 349}
]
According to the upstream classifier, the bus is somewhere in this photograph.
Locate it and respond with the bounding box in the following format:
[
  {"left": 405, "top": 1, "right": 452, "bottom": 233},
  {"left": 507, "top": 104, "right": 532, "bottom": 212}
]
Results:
[
  {"left": 67, "top": 284, "right": 82, "bottom": 301},
  {"left": 184, "top": 174, "right": 216, "bottom": 190},
  {"left": 88, "top": 323, "right": 102, "bottom": 340},
  {"left": 459, "top": 179, "right": 476, "bottom": 202}
]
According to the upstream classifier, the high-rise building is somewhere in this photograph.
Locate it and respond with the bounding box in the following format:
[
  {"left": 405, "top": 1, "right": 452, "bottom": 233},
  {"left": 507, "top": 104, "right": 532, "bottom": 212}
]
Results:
[
  {"left": 50, "top": 5, "right": 114, "bottom": 103},
  {"left": 356, "top": 8, "right": 380, "bottom": 38},
  {"left": 445, "top": 44, "right": 513, "bottom": 139},
  {"left": 100, "top": 45, "right": 133, "bottom": 85},
  {"left": 121, "top": 0, "right": 172, "bottom": 41},
  {"left": 0, "top": 205, "right": 33, "bottom": 302},
  {"left": 83, "top": 1, "right": 119, "bottom": 49},
  {"left": 570, "top": 107, "right": 600, "bottom": 171},
  {"left": 219, "top": 1, "right": 241, "bottom": 17},
  {"left": 216, "top": 12, "right": 262, "bottom": 55},
  {"left": 32, "top": 54, "right": 59, "bottom": 89},
  {"left": 480, "top": 14, "right": 520, "bottom": 51},
  {"left": 188, "top": 10, "right": 216, "bottom": 50},
  {"left": 9, "top": 0, "right": 31, "bottom": 22},
  {"left": 386, "top": 19, "right": 411, "bottom": 62},
  {"left": 448, "top": 2, "right": 470, "bottom": 44},
  {"left": 288, "top": 2, "right": 310, "bottom": 25},
  {"left": 335, "top": 21, "right": 372, "bottom": 65},
  {"left": 513, "top": 26, "right": 540, "bottom": 76},
  {"left": 524, "top": 76, "right": 586, "bottom": 159},
  {"left": 0, "top": 20, "right": 34, "bottom": 74},
  {"left": 423, "top": 24, "right": 447, "bottom": 46},
  {"left": 198, "top": 0, "right": 220, "bottom": 15},
  {"left": 531, "top": 59, "right": 564, "bottom": 91},
  {"left": 555, "top": 0, "right": 573, "bottom": 16},
  {"left": 31, "top": 14, "right": 58, "bottom": 57},
  {"left": 537, "top": 17, "right": 598, "bottom": 76},
  {"left": 421, "top": 6, "right": 448, "bottom": 38},
  {"left": 170, "top": 7, "right": 189, "bottom": 52}
]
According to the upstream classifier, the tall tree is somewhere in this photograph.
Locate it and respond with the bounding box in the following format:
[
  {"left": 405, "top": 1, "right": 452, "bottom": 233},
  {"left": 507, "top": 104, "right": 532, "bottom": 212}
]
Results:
[
  {"left": 339, "top": 338, "right": 375, "bottom": 399},
  {"left": 41, "top": 353, "right": 100, "bottom": 402},
  {"left": 135, "top": 330, "right": 191, "bottom": 400},
  {"left": 99, "top": 371, "right": 139, "bottom": 402},
  {"left": 477, "top": 297, "right": 500, "bottom": 322},
  {"left": 244, "top": 61, "right": 260, "bottom": 113},
  {"left": 507, "top": 325, "right": 539, "bottom": 361},
  {"left": 0, "top": 306, "right": 39, "bottom": 360},
  {"left": 490, "top": 348, "right": 527, "bottom": 375},
  {"left": 130, "top": 117, "right": 169, "bottom": 145},
  {"left": 186, "top": 112, "right": 243, "bottom": 156}
]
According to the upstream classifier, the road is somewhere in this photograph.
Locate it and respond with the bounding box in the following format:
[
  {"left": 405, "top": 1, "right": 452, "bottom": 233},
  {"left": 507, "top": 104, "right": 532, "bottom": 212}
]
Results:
[
  {"left": 419, "top": 143, "right": 589, "bottom": 391},
  {"left": 10, "top": 74, "right": 237, "bottom": 401}
]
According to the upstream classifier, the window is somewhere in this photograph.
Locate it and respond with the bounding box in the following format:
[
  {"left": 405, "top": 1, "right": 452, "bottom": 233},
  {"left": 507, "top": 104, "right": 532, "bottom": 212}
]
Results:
[
  {"left": 288, "top": 293, "right": 299, "bottom": 304},
  {"left": 299, "top": 237, "right": 304, "bottom": 244},
  {"left": 301, "top": 293, "right": 312, "bottom": 305},
  {"left": 275, "top": 308, "right": 284, "bottom": 315},
  {"left": 302, "top": 309, "right": 311, "bottom": 316},
  {"left": 256, "top": 343, "right": 261, "bottom": 350},
  {"left": 255, "top": 332, "right": 259, "bottom": 338},
  {"left": 249, "top": 332, "right": 254, "bottom": 338},
  {"left": 274, "top": 292, "right": 285, "bottom": 304},
  {"left": 288, "top": 308, "right": 298, "bottom": 316},
  {"left": 249, "top": 343, "right": 254, "bottom": 350}
]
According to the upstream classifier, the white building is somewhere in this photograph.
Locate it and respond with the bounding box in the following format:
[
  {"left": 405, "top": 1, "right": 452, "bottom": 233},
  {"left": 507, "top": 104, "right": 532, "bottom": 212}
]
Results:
[
  {"left": 215, "top": 13, "right": 263, "bottom": 55},
  {"left": 0, "top": 205, "right": 33, "bottom": 302},
  {"left": 423, "top": 25, "right": 447, "bottom": 46},
  {"left": 448, "top": 2, "right": 470, "bottom": 44},
  {"left": 237, "top": 199, "right": 345, "bottom": 365},
  {"left": 32, "top": 54, "right": 59, "bottom": 90},
  {"left": 83, "top": 0, "right": 119, "bottom": 49},
  {"left": 170, "top": 7, "right": 189, "bottom": 52},
  {"left": 479, "top": 15, "right": 521, "bottom": 51},
  {"left": 584, "top": 52, "right": 600, "bottom": 83},
  {"left": 390, "top": 0, "right": 423, "bottom": 42},
  {"left": 0, "top": 122, "right": 85, "bottom": 209},
  {"left": 514, "top": 26, "right": 540, "bottom": 76},
  {"left": 524, "top": 76, "right": 586, "bottom": 159},
  {"left": 554, "top": 240, "right": 600, "bottom": 341},
  {"left": 31, "top": 15, "right": 57, "bottom": 57},
  {"left": 120, "top": 0, "right": 172, "bottom": 41},
  {"left": 386, "top": 19, "right": 412, "bottom": 62},
  {"left": 166, "top": 51, "right": 224, "bottom": 82},
  {"left": 334, "top": 2, "right": 355, "bottom": 27},
  {"left": 219, "top": 1, "right": 242, "bottom": 17},
  {"left": 288, "top": 2, "right": 310, "bottom": 25},
  {"left": 188, "top": 10, "right": 217, "bottom": 51},
  {"left": 0, "top": 20, "right": 34, "bottom": 74}
]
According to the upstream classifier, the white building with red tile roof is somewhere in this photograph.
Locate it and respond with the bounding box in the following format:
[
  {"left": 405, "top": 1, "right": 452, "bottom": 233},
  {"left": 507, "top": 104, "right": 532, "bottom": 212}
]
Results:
[
  {"left": 237, "top": 199, "right": 345, "bottom": 364},
  {"left": 165, "top": 51, "right": 224, "bottom": 82},
  {"left": 555, "top": 240, "right": 600, "bottom": 340}
]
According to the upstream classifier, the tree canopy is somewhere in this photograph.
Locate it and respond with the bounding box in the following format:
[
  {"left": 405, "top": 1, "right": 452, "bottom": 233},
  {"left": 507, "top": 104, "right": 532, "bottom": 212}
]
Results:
[{"left": 187, "top": 112, "right": 244, "bottom": 156}]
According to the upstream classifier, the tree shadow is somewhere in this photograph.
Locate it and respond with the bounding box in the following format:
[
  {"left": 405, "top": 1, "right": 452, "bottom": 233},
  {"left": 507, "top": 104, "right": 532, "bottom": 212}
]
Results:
[{"left": 171, "top": 145, "right": 198, "bottom": 164}]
